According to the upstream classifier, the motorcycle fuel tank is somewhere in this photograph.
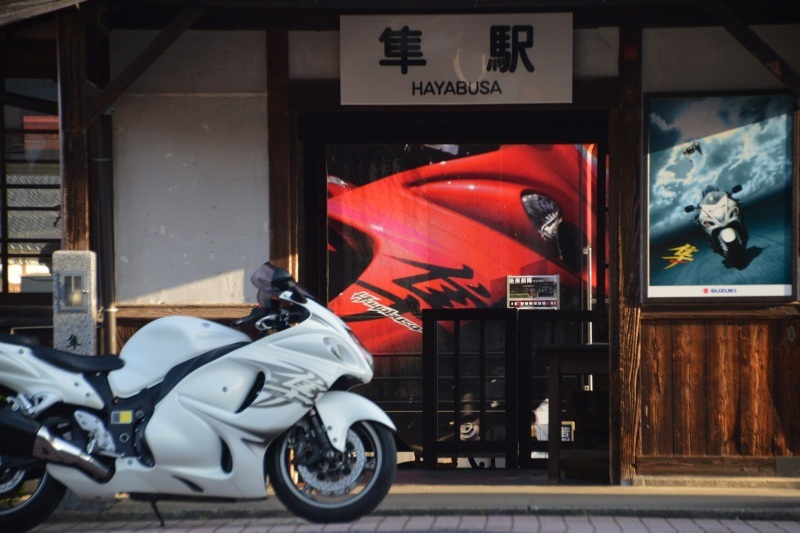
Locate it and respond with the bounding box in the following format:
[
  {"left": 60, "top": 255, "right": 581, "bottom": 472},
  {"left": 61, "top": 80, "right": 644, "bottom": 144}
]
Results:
[{"left": 108, "top": 316, "right": 251, "bottom": 398}]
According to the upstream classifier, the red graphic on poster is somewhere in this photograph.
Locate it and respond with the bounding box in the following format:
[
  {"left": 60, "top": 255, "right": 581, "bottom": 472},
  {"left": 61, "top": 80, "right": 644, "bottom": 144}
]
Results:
[{"left": 327, "top": 144, "right": 598, "bottom": 355}]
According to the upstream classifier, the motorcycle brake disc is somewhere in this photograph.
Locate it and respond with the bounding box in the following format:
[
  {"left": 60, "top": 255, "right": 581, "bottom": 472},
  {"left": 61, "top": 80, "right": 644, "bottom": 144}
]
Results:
[{"left": 295, "top": 429, "right": 367, "bottom": 496}]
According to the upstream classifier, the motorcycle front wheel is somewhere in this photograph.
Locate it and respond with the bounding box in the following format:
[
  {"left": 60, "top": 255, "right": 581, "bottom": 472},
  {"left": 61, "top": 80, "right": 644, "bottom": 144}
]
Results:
[
  {"left": 0, "top": 462, "right": 66, "bottom": 532},
  {"left": 267, "top": 420, "right": 396, "bottom": 523},
  {"left": 724, "top": 236, "right": 747, "bottom": 269}
]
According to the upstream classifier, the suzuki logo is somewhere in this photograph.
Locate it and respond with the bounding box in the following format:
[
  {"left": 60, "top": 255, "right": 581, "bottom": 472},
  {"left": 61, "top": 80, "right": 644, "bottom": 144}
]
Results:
[{"left": 703, "top": 287, "right": 737, "bottom": 294}]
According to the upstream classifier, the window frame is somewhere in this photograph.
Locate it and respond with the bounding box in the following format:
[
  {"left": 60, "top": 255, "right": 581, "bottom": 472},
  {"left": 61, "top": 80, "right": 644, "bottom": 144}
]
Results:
[{"left": 0, "top": 89, "right": 61, "bottom": 305}]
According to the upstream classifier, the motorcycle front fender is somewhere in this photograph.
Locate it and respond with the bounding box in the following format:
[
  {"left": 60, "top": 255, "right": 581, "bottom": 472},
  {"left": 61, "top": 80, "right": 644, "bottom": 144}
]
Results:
[
  {"left": 314, "top": 391, "right": 396, "bottom": 453},
  {"left": 719, "top": 227, "right": 738, "bottom": 243}
]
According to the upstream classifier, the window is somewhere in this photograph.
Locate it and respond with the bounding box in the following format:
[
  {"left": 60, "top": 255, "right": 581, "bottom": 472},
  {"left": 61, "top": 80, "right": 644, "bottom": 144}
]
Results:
[{"left": 1, "top": 79, "right": 61, "bottom": 295}]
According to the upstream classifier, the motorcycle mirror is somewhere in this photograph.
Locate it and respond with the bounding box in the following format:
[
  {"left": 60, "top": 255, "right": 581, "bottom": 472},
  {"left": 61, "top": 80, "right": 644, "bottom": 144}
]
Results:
[
  {"left": 271, "top": 268, "right": 308, "bottom": 304},
  {"left": 684, "top": 205, "right": 696, "bottom": 213},
  {"left": 732, "top": 184, "right": 742, "bottom": 194}
]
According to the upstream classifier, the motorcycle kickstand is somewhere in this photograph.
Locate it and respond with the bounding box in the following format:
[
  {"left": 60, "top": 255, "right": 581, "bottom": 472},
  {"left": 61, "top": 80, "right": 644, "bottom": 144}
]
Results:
[{"left": 150, "top": 500, "right": 165, "bottom": 527}]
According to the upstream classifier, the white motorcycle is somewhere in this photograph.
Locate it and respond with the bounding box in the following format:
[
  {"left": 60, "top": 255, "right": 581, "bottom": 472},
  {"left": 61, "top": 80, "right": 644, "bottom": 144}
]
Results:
[
  {"left": 0, "top": 262, "right": 397, "bottom": 531},
  {"left": 684, "top": 184, "right": 749, "bottom": 268}
]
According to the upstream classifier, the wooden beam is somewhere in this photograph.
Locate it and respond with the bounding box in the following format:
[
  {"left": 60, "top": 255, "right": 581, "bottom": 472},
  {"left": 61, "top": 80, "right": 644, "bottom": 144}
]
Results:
[
  {"left": 610, "top": 25, "right": 643, "bottom": 485},
  {"left": 57, "top": 8, "right": 89, "bottom": 250},
  {"left": 704, "top": 0, "right": 800, "bottom": 99},
  {"left": 0, "top": 90, "right": 58, "bottom": 114},
  {"left": 0, "top": 0, "right": 89, "bottom": 27},
  {"left": 267, "top": 29, "right": 297, "bottom": 276},
  {"left": 637, "top": 455, "right": 776, "bottom": 476},
  {"left": 85, "top": 8, "right": 205, "bottom": 126}
]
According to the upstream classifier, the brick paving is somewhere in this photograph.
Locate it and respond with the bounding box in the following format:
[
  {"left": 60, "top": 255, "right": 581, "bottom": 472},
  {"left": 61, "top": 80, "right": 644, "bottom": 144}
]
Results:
[
  {"left": 25, "top": 470, "right": 800, "bottom": 532},
  {"left": 29, "top": 516, "right": 800, "bottom": 533}
]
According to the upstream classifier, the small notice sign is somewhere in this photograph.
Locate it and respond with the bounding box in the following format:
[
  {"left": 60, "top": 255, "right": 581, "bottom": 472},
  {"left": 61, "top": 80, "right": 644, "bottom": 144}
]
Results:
[{"left": 507, "top": 275, "right": 560, "bottom": 309}]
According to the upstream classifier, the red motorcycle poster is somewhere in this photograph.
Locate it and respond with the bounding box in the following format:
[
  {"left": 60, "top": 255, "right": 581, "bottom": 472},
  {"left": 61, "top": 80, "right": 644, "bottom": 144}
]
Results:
[{"left": 326, "top": 143, "right": 600, "bottom": 356}]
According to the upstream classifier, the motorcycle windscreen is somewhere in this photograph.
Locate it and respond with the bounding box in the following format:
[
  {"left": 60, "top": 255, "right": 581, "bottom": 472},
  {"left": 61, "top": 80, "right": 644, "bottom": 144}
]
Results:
[{"left": 326, "top": 143, "right": 599, "bottom": 356}]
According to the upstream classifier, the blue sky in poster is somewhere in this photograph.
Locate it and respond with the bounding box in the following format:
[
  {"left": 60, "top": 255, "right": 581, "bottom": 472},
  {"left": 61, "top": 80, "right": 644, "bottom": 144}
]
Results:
[{"left": 647, "top": 94, "right": 792, "bottom": 243}]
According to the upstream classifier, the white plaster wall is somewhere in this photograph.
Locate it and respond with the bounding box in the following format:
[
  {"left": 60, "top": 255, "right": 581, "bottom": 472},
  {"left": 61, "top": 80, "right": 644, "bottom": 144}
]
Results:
[
  {"left": 289, "top": 31, "right": 339, "bottom": 79},
  {"left": 288, "top": 28, "right": 619, "bottom": 79},
  {"left": 643, "top": 25, "right": 800, "bottom": 92},
  {"left": 574, "top": 27, "right": 619, "bottom": 78},
  {"left": 111, "top": 31, "right": 269, "bottom": 305}
]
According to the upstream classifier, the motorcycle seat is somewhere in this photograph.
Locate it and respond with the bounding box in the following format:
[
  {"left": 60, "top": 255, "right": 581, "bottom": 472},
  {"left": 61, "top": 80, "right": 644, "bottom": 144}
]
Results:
[
  {"left": 0, "top": 334, "right": 124, "bottom": 373},
  {"left": 30, "top": 345, "right": 125, "bottom": 373},
  {"left": 20, "top": 346, "right": 125, "bottom": 374}
]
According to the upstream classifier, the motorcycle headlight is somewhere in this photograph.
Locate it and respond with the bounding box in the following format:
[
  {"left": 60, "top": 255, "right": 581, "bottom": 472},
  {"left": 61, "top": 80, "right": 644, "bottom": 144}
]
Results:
[
  {"left": 710, "top": 206, "right": 726, "bottom": 224},
  {"left": 521, "top": 193, "right": 562, "bottom": 244}
]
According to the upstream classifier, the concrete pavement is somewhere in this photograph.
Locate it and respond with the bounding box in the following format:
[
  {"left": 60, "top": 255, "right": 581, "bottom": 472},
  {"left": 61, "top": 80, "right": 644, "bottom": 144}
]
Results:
[{"left": 31, "top": 469, "right": 800, "bottom": 532}]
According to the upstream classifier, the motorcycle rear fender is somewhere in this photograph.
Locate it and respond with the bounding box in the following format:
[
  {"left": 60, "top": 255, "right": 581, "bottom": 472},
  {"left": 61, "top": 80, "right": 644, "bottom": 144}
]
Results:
[
  {"left": 0, "top": 343, "right": 104, "bottom": 410},
  {"left": 314, "top": 391, "right": 396, "bottom": 453}
]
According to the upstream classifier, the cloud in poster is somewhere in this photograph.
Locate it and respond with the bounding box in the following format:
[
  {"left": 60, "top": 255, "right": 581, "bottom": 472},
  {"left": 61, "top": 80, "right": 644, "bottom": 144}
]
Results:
[{"left": 648, "top": 94, "right": 792, "bottom": 242}]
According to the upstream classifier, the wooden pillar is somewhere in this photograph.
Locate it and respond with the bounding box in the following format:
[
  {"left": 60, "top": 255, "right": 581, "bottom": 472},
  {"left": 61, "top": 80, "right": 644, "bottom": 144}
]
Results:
[
  {"left": 610, "top": 25, "right": 643, "bottom": 484},
  {"left": 267, "top": 30, "right": 298, "bottom": 277},
  {"left": 57, "top": 8, "right": 90, "bottom": 251}
]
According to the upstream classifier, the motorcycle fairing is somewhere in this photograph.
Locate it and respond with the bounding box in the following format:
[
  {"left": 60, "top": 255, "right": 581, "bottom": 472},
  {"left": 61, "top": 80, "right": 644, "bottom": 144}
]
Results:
[
  {"left": 48, "top": 347, "right": 312, "bottom": 500},
  {"left": 77, "top": 341, "right": 250, "bottom": 461},
  {"left": 315, "top": 391, "right": 396, "bottom": 453},
  {"left": 0, "top": 341, "right": 105, "bottom": 410},
  {"left": 108, "top": 316, "right": 251, "bottom": 398}
]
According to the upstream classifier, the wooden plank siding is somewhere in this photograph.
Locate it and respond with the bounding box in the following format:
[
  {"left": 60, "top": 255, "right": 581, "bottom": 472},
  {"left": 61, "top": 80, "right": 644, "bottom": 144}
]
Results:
[
  {"left": 739, "top": 322, "right": 772, "bottom": 456},
  {"left": 773, "top": 319, "right": 800, "bottom": 455},
  {"left": 640, "top": 322, "right": 673, "bottom": 456},
  {"left": 673, "top": 322, "right": 707, "bottom": 456},
  {"left": 706, "top": 322, "right": 740, "bottom": 456},
  {"left": 638, "top": 318, "right": 800, "bottom": 475}
]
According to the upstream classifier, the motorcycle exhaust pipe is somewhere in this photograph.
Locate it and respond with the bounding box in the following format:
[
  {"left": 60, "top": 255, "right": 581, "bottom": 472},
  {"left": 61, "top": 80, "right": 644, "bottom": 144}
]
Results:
[
  {"left": 0, "top": 408, "right": 111, "bottom": 482},
  {"left": 33, "top": 426, "right": 112, "bottom": 481}
]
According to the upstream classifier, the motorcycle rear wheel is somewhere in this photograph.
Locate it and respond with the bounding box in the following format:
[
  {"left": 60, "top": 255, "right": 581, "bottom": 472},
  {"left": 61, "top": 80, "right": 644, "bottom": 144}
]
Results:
[
  {"left": 267, "top": 420, "right": 396, "bottom": 523},
  {"left": 0, "top": 463, "right": 65, "bottom": 532}
]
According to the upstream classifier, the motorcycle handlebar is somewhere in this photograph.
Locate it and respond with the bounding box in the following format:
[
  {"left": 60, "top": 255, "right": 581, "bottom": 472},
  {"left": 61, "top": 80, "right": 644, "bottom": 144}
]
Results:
[{"left": 232, "top": 305, "right": 267, "bottom": 327}]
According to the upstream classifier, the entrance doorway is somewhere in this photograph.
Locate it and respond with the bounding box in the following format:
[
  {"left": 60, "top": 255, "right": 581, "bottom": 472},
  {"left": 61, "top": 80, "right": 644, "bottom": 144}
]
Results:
[{"left": 298, "top": 110, "right": 609, "bottom": 462}]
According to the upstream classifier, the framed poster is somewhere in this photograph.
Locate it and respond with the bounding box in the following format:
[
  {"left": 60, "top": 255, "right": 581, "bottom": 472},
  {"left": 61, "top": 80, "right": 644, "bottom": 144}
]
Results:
[{"left": 644, "top": 92, "right": 796, "bottom": 303}]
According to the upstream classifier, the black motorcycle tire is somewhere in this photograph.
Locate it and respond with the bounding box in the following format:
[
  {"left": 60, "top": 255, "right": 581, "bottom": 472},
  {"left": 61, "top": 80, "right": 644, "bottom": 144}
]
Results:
[
  {"left": 0, "top": 468, "right": 66, "bottom": 532},
  {"left": 267, "top": 420, "right": 397, "bottom": 523},
  {"left": 726, "top": 238, "right": 747, "bottom": 269}
]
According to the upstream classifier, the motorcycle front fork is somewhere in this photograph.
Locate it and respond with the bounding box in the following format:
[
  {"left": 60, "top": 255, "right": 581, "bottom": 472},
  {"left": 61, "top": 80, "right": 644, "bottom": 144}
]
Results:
[{"left": 293, "top": 408, "right": 337, "bottom": 466}]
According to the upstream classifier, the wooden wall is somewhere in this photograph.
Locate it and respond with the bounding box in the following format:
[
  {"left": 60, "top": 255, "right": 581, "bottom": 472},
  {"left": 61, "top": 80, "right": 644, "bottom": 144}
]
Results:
[{"left": 637, "top": 316, "right": 800, "bottom": 475}]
